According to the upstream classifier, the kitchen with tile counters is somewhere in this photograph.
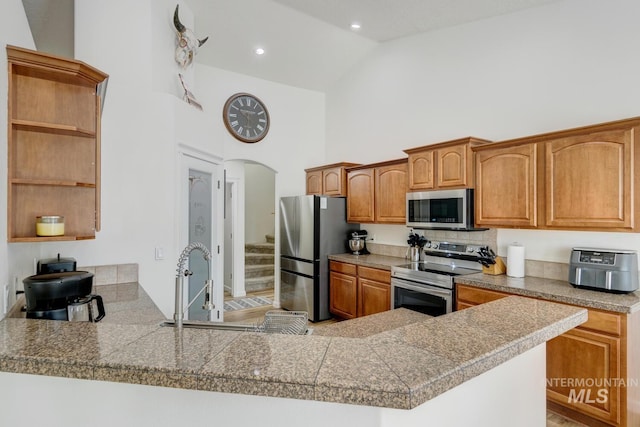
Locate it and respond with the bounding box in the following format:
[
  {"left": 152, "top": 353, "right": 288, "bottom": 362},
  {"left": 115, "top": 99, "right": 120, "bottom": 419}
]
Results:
[
  {"left": 0, "top": 284, "right": 586, "bottom": 426},
  {"left": 3, "top": 2, "right": 640, "bottom": 426}
]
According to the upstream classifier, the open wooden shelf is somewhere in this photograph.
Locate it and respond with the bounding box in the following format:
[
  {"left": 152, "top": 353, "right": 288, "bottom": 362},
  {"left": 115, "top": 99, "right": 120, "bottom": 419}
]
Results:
[
  {"left": 12, "top": 119, "right": 96, "bottom": 138},
  {"left": 7, "top": 45, "right": 108, "bottom": 243},
  {"left": 10, "top": 179, "right": 96, "bottom": 188},
  {"left": 9, "top": 235, "right": 94, "bottom": 243}
]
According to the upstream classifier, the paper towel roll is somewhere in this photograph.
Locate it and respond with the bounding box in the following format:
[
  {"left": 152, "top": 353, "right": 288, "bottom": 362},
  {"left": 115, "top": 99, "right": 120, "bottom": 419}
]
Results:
[{"left": 507, "top": 244, "right": 525, "bottom": 278}]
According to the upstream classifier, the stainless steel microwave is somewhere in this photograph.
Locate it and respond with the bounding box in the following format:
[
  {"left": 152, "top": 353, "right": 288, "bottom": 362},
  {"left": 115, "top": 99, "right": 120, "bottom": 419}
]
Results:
[{"left": 406, "top": 189, "right": 475, "bottom": 230}]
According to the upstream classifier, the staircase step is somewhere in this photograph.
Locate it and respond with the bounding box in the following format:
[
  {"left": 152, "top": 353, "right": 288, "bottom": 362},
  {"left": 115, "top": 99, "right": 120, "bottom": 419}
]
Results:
[
  {"left": 265, "top": 234, "right": 275, "bottom": 244},
  {"left": 245, "top": 253, "right": 274, "bottom": 265},
  {"left": 245, "top": 242, "right": 274, "bottom": 254},
  {"left": 245, "top": 276, "right": 274, "bottom": 292},
  {"left": 245, "top": 264, "right": 275, "bottom": 278}
]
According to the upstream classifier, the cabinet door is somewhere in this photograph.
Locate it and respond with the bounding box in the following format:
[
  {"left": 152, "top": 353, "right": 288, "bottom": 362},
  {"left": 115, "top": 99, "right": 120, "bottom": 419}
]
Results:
[
  {"left": 456, "top": 285, "right": 508, "bottom": 309},
  {"left": 329, "top": 271, "right": 357, "bottom": 319},
  {"left": 374, "top": 162, "right": 407, "bottom": 224},
  {"left": 546, "top": 328, "right": 621, "bottom": 425},
  {"left": 306, "top": 170, "right": 322, "bottom": 195},
  {"left": 347, "top": 168, "right": 375, "bottom": 223},
  {"left": 437, "top": 144, "right": 469, "bottom": 188},
  {"left": 358, "top": 278, "right": 390, "bottom": 317},
  {"left": 545, "top": 129, "right": 634, "bottom": 230},
  {"left": 407, "top": 150, "right": 435, "bottom": 190},
  {"left": 475, "top": 143, "right": 538, "bottom": 227},
  {"left": 322, "top": 166, "right": 345, "bottom": 196}
]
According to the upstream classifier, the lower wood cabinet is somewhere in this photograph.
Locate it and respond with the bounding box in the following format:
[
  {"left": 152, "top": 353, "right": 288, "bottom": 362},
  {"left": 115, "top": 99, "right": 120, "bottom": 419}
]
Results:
[
  {"left": 329, "top": 271, "right": 358, "bottom": 319},
  {"left": 456, "top": 284, "right": 638, "bottom": 427},
  {"left": 329, "top": 261, "right": 390, "bottom": 319}
]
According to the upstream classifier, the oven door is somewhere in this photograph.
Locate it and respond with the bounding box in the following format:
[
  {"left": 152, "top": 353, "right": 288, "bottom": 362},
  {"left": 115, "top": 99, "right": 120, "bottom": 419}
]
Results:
[{"left": 391, "top": 277, "right": 453, "bottom": 316}]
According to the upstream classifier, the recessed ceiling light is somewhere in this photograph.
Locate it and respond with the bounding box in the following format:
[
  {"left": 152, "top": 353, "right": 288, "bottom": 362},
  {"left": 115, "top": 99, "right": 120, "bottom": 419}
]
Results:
[
  {"left": 350, "top": 22, "right": 361, "bottom": 30},
  {"left": 255, "top": 47, "right": 265, "bottom": 55}
]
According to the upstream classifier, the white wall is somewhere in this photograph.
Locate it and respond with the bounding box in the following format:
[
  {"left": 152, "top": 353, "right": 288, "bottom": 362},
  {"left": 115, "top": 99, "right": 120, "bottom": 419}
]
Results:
[
  {"left": 244, "top": 163, "right": 275, "bottom": 244},
  {"left": 0, "top": 0, "right": 325, "bottom": 318},
  {"left": 195, "top": 64, "right": 326, "bottom": 197},
  {"left": 0, "top": 0, "right": 36, "bottom": 319},
  {"left": 326, "top": 0, "right": 640, "bottom": 262}
]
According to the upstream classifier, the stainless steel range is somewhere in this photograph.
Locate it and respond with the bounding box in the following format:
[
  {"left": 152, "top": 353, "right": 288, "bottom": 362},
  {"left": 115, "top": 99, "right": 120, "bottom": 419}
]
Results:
[{"left": 391, "top": 241, "right": 486, "bottom": 316}]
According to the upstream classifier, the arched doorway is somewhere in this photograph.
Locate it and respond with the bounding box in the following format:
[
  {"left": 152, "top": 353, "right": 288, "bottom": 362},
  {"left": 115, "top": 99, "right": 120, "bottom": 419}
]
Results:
[{"left": 223, "top": 160, "right": 276, "bottom": 301}]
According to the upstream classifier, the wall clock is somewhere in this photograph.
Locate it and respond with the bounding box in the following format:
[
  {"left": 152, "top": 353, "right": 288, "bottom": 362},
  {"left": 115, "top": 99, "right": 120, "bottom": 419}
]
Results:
[{"left": 222, "top": 93, "right": 270, "bottom": 143}]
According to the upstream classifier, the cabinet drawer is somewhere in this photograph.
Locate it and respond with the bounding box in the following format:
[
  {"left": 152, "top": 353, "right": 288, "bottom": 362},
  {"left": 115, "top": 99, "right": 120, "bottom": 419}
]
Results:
[
  {"left": 456, "top": 285, "right": 508, "bottom": 305},
  {"left": 357, "top": 266, "right": 391, "bottom": 284},
  {"left": 329, "top": 260, "right": 356, "bottom": 276},
  {"left": 579, "top": 308, "right": 622, "bottom": 337}
]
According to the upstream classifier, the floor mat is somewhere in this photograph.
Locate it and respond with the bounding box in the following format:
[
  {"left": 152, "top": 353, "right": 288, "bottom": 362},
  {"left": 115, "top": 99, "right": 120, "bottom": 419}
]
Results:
[{"left": 224, "top": 296, "right": 272, "bottom": 312}]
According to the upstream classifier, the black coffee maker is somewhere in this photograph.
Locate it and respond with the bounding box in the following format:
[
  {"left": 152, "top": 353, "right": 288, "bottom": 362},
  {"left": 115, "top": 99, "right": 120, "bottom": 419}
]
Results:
[{"left": 22, "top": 255, "right": 105, "bottom": 321}]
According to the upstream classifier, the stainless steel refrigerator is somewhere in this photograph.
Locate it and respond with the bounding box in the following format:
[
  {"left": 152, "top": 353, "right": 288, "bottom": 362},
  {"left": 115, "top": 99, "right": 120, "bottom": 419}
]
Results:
[{"left": 279, "top": 195, "right": 358, "bottom": 322}]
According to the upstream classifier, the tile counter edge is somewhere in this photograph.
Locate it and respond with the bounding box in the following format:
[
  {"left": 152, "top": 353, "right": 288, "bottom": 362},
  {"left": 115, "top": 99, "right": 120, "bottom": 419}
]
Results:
[
  {"left": 0, "top": 295, "right": 586, "bottom": 410},
  {"left": 455, "top": 273, "right": 640, "bottom": 313},
  {"left": 328, "top": 253, "right": 406, "bottom": 270}
]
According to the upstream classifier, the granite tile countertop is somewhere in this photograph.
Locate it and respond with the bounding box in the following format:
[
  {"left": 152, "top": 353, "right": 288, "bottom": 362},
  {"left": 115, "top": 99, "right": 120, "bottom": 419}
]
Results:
[
  {"left": 456, "top": 273, "right": 640, "bottom": 314},
  {"left": 328, "top": 253, "right": 408, "bottom": 270},
  {"left": 6, "top": 282, "right": 167, "bottom": 325},
  {"left": 0, "top": 283, "right": 587, "bottom": 410}
]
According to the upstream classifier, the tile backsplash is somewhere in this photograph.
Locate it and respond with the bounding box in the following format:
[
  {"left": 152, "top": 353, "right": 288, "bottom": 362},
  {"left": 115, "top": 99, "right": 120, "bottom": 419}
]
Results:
[
  {"left": 367, "top": 229, "right": 569, "bottom": 281},
  {"left": 524, "top": 259, "right": 569, "bottom": 281},
  {"left": 78, "top": 263, "right": 138, "bottom": 286},
  {"left": 367, "top": 228, "right": 498, "bottom": 260}
]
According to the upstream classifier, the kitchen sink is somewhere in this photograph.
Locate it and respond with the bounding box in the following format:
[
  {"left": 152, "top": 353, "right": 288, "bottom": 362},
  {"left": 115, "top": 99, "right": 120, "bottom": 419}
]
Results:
[
  {"left": 160, "top": 320, "right": 258, "bottom": 332},
  {"left": 160, "top": 317, "right": 313, "bottom": 335}
]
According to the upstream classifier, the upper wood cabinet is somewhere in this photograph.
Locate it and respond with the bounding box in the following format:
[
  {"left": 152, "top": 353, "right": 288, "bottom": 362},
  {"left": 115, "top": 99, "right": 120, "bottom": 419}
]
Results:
[
  {"left": 475, "top": 142, "right": 538, "bottom": 228},
  {"left": 374, "top": 161, "right": 408, "bottom": 223},
  {"left": 544, "top": 128, "right": 634, "bottom": 230},
  {"left": 346, "top": 168, "right": 375, "bottom": 222},
  {"left": 404, "top": 137, "right": 492, "bottom": 191},
  {"left": 305, "top": 162, "right": 359, "bottom": 196},
  {"left": 7, "top": 45, "right": 108, "bottom": 242},
  {"left": 347, "top": 159, "right": 407, "bottom": 224},
  {"left": 473, "top": 117, "right": 640, "bottom": 232}
]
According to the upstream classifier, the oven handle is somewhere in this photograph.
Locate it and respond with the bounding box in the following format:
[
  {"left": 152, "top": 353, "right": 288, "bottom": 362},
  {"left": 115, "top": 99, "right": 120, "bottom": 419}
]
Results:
[{"left": 391, "top": 278, "right": 453, "bottom": 299}]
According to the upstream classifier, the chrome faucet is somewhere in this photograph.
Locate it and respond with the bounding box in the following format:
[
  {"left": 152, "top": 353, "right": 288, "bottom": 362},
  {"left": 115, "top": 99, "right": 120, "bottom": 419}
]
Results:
[{"left": 174, "top": 242, "right": 214, "bottom": 327}]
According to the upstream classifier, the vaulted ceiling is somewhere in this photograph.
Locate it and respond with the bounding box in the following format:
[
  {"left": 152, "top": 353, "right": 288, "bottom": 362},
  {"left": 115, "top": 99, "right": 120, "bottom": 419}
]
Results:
[
  {"left": 189, "top": 0, "right": 565, "bottom": 91},
  {"left": 22, "top": 0, "right": 565, "bottom": 91}
]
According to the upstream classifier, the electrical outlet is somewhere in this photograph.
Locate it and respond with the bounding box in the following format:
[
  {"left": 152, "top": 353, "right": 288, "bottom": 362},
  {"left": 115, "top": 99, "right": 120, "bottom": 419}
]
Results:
[{"left": 155, "top": 247, "right": 165, "bottom": 260}]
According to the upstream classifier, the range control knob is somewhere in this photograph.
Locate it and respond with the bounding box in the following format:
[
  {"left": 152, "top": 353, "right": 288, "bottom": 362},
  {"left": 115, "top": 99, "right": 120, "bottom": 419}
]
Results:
[
  {"left": 467, "top": 245, "right": 481, "bottom": 255},
  {"left": 431, "top": 242, "right": 439, "bottom": 250}
]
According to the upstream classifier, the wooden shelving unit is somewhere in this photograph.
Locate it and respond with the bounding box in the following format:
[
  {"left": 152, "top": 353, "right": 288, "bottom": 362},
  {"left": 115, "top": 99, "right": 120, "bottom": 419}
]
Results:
[{"left": 6, "top": 45, "right": 108, "bottom": 242}]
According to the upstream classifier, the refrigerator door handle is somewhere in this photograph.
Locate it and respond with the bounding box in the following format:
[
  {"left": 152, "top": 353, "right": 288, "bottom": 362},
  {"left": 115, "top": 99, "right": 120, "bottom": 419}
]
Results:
[{"left": 281, "top": 256, "right": 315, "bottom": 277}]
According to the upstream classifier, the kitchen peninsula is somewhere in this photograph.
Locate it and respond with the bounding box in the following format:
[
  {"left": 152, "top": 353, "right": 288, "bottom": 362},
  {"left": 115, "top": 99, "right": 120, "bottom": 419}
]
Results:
[{"left": 0, "top": 282, "right": 585, "bottom": 427}]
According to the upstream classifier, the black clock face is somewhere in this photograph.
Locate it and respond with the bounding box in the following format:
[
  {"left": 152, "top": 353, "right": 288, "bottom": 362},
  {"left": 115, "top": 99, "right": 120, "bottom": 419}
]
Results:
[{"left": 223, "top": 93, "right": 270, "bottom": 143}]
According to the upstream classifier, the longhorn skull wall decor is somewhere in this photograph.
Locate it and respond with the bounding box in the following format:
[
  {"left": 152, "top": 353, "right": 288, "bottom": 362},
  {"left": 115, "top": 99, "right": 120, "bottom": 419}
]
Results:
[{"left": 173, "top": 4, "right": 209, "bottom": 68}]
